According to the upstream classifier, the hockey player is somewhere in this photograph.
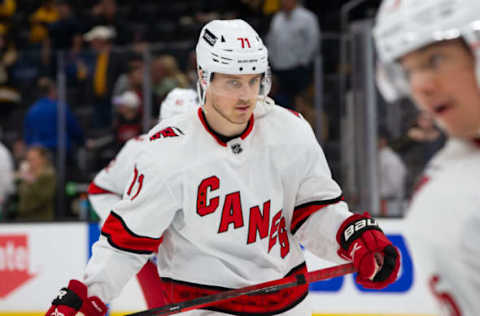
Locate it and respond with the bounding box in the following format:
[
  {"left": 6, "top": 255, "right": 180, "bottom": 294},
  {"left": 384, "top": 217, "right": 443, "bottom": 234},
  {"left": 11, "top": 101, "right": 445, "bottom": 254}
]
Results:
[
  {"left": 89, "top": 87, "right": 199, "bottom": 224},
  {"left": 374, "top": 0, "right": 480, "bottom": 315},
  {"left": 87, "top": 87, "right": 199, "bottom": 308},
  {"left": 46, "top": 19, "right": 400, "bottom": 316}
]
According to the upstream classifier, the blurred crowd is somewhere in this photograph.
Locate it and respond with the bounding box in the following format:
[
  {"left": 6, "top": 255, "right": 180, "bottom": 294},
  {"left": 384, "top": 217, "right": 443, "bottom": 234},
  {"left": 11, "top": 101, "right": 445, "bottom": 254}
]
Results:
[
  {"left": 0, "top": 0, "right": 444, "bottom": 222},
  {"left": 0, "top": 0, "right": 322, "bottom": 221}
]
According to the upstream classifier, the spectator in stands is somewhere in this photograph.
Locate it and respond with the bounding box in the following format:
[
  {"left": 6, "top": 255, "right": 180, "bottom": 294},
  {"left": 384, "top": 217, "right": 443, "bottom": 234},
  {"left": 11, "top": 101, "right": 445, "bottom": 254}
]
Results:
[
  {"left": 0, "top": 0, "right": 16, "bottom": 56},
  {"left": 0, "top": 140, "right": 14, "bottom": 219},
  {"left": 48, "top": 0, "right": 81, "bottom": 51},
  {"left": 112, "top": 90, "right": 142, "bottom": 150},
  {"left": 0, "top": 25, "right": 17, "bottom": 81},
  {"left": 16, "top": 145, "right": 56, "bottom": 221},
  {"left": 391, "top": 111, "right": 445, "bottom": 197},
  {"left": 29, "top": 0, "right": 59, "bottom": 44},
  {"left": 112, "top": 53, "right": 144, "bottom": 98},
  {"left": 12, "top": 138, "right": 26, "bottom": 169},
  {"left": 378, "top": 127, "right": 407, "bottom": 217},
  {"left": 0, "top": 0, "right": 15, "bottom": 20},
  {"left": 24, "top": 77, "right": 85, "bottom": 163},
  {"left": 266, "top": 0, "right": 320, "bottom": 109},
  {"left": 64, "top": 30, "right": 89, "bottom": 88},
  {"left": 89, "top": 0, "right": 128, "bottom": 45},
  {"left": 84, "top": 25, "right": 124, "bottom": 127},
  {"left": 85, "top": 90, "right": 142, "bottom": 155},
  {"left": 0, "top": 26, "right": 20, "bottom": 124},
  {"left": 262, "top": 0, "right": 282, "bottom": 16},
  {"left": 151, "top": 54, "right": 189, "bottom": 101}
]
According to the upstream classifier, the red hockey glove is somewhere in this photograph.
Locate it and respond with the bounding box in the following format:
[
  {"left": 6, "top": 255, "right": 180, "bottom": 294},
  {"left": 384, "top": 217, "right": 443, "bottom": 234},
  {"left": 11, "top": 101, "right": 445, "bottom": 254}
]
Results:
[
  {"left": 45, "top": 279, "right": 107, "bottom": 316},
  {"left": 336, "top": 213, "right": 400, "bottom": 289}
]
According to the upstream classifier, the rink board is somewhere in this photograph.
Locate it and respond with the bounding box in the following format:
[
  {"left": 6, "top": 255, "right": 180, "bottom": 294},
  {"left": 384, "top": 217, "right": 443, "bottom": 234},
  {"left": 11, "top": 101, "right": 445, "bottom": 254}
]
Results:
[{"left": 0, "top": 220, "right": 437, "bottom": 315}]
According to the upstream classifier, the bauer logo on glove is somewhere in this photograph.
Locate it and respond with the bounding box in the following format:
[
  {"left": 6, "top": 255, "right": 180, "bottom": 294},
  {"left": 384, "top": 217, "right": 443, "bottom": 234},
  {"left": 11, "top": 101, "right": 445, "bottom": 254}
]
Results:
[
  {"left": 343, "top": 217, "right": 379, "bottom": 242},
  {"left": 337, "top": 213, "right": 401, "bottom": 289}
]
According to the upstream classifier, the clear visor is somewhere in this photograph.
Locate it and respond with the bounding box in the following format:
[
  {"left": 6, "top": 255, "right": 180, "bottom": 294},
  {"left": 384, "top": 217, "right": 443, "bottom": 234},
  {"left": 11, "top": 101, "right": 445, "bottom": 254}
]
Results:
[{"left": 206, "top": 72, "right": 269, "bottom": 104}]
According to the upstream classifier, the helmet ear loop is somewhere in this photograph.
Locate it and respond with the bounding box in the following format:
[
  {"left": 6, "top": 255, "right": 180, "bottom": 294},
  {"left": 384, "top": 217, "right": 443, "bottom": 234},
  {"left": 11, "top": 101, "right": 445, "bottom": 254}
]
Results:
[
  {"left": 259, "top": 69, "right": 272, "bottom": 97},
  {"left": 197, "top": 67, "right": 212, "bottom": 106},
  {"left": 257, "top": 71, "right": 272, "bottom": 109}
]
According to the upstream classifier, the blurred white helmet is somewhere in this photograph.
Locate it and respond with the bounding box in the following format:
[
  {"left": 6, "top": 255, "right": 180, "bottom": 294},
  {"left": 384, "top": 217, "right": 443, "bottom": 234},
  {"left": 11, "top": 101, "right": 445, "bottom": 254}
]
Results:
[
  {"left": 373, "top": 0, "right": 480, "bottom": 101},
  {"left": 112, "top": 91, "right": 140, "bottom": 109},
  {"left": 195, "top": 19, "right": 271, "bottom": 104},
  {"left": 159, "top": 88, "right": 199, "bottom": 121}
]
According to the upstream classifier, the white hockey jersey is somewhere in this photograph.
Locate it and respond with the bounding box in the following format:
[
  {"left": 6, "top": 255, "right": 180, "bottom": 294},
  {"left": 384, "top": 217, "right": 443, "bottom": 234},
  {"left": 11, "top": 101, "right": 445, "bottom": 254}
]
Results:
[
  {"left": 88, "top": 135, "right": 146, "bottom": 223},
  {"left": 84, "top": 102, "right": 353, "bottom": 315},
  {"left": 405, "top": 138, "right": 480, "bottom": 316}
]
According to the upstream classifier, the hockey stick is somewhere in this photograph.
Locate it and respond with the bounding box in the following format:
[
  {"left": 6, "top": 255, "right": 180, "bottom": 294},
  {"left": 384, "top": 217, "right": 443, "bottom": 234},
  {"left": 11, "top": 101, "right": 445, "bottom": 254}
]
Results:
[{"left": 125, "top": 263, "right": 355, "bottom": 316}]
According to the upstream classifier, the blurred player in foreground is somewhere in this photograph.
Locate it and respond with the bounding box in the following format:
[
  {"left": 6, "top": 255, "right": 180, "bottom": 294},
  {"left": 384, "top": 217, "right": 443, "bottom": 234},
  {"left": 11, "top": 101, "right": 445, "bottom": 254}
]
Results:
[
  {"left": 46, "top": 19, "right": 400, "bottom": 316},
  {"left": 374, "top": 0, "right": 480, "bottom": 314},
  {"left": 87, "top": 87, "right": 198, "bottom": 308}
]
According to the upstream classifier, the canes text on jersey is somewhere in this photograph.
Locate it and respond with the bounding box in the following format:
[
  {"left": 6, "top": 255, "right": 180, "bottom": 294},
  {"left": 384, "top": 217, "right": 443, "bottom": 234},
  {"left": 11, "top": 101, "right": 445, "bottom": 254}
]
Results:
[{"left": 196, "top": 175, "right": 290, "bottom": 258}]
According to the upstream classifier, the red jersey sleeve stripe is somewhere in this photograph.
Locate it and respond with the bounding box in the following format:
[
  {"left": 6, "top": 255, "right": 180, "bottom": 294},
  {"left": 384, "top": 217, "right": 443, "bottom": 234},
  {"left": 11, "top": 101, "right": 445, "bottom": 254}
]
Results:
[
  {"left": 291, "top": 196, "right": 344, "bottom": 235},
  {"left": 101, "top": 211, "right": 163, "bottom": 254},
  {"left": 88, "top": 182, "right": 120, "bottom": 196}
]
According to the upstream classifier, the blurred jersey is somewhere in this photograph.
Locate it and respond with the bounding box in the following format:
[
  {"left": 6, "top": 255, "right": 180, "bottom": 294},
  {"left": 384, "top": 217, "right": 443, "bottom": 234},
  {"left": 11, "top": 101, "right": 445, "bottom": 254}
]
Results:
[
  {"left": 88, "top": 135, "right": 146, "bottom": 224},
  {"left": 405, "top": 138, "right": 480, "bottom": 315},
  {"left": 89, "top": 88, "right": 199, "bottom": 224}
]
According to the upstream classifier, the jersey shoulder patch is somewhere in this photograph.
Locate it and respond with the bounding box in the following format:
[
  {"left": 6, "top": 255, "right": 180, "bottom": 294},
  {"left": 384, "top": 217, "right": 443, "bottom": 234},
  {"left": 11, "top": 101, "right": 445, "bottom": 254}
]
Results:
[
  {"left": 149, "top": 126, "right": 184, "bottom": 142},
  {"left": 148, "top": 113, "right": 193, "bottom": 144}
]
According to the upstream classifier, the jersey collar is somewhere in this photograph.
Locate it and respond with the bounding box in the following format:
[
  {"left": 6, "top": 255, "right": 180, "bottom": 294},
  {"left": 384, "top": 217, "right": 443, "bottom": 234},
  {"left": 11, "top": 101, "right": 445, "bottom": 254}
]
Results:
[{"left": 197, "top": 108, "right": 254, "bottom": 147}]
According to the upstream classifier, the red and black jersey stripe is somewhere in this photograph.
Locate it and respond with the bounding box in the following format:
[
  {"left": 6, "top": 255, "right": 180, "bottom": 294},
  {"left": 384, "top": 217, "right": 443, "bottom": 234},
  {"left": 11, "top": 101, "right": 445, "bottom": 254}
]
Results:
[
  {"left": 291, "top": 195, "right": 344, "bottom": 235},
  {"left": 101, "top": 212, "right": 163, "bottom": 254},
  {"left": 87, "top": 182, "right": 120, "bottom": 196},
  {"left": 158, "top": 262, "right": 308, "bottom": 315}
]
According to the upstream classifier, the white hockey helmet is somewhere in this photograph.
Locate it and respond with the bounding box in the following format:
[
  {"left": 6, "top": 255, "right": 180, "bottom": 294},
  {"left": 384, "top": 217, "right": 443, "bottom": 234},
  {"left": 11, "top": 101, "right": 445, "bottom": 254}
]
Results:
[
  {"left": 195, "top": 19, "right": 271, "bottom": 104},
  {"left": 373, "top": 0, "right": 480, "bottom": 102},
  {"left": 159, "top": 88, "right": 199, "bottom": 121}
]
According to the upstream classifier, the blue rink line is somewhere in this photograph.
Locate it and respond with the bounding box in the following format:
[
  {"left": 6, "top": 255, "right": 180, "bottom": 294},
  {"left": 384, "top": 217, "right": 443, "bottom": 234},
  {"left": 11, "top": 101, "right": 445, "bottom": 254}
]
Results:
[{"left": 88, "top": 222, "right": 101, "bottom": 259}]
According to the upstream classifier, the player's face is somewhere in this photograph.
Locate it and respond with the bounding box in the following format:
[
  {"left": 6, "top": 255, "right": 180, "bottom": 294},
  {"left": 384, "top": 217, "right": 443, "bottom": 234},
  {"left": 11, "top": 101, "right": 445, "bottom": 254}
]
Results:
[
  {"left": 204, "top": 73, "right": 261, "bottom": 133},
  {"left": 400, "top": 39, "right": 480, "bottom": 138}
]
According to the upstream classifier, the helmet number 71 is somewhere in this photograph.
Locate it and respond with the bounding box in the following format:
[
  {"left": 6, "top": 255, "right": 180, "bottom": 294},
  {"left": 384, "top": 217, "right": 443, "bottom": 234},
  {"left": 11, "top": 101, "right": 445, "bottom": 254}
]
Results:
[{"left": 237, "top": 37, "right": 251, "bottom": 48}]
